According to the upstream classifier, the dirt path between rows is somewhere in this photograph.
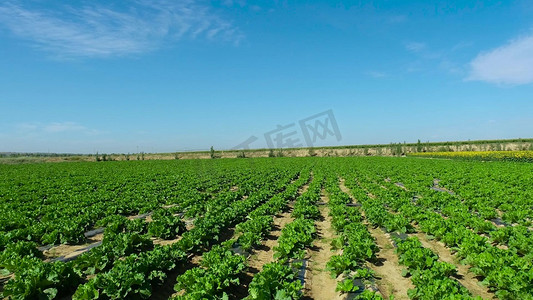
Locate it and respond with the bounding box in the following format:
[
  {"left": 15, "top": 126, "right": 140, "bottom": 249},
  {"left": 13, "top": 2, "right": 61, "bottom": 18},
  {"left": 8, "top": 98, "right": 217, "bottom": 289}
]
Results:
[
  {"left": 303, "top": 189, "right": 343, "bottom": 300},
  {"left": 246, "top": 210, "right": 294, "bottom": 277},
  {"left": 43, "top": 233, "right": 104, "bottom": 261},
  {"left": 48, "top": 178, "right": 300, "bottom": 262},
  {"left": 154, "top": 175, "right": 313, "bottom": 300},
  {"left": 41, "top": 215, "right": 195, "bottom": 263},
  {"left": 246, "top": 180, "right": 311, "bottom": 275},
  {"left": 365, "top": 184, "right": 496, "bottom": 298},
  {"left": 234, "top": 177, "right": 312, "bottom": 298},
  {"left": 413, "top": 232, "right": 495, "bottom": 299},
  {"left": 368, "top": 227, "right": 413, "bottom": 300},
  {"left": 339, "top": 178, "right": 413, "bottom": 300}
]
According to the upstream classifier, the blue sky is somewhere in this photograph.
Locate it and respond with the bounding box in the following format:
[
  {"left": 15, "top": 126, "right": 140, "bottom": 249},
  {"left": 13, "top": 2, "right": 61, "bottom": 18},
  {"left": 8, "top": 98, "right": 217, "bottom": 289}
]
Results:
[{"left": 1, "top": 0, "right": 533, "bottom": 153}]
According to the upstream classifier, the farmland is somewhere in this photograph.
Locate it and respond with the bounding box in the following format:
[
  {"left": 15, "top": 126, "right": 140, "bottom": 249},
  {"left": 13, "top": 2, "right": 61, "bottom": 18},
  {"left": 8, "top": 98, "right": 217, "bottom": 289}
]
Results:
[
  {"left": 409, "top": 150, "right": 533, "bottom": 162},
  {"left": 1, "top": 157, "right": 532, "bottom": 300},
  {"left": 2, "top": 138, "right": 533, "bottom": 163}
]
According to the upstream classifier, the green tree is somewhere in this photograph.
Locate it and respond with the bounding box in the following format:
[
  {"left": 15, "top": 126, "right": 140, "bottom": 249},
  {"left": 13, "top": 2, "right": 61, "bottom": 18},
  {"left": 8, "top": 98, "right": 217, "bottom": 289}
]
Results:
[{"left": 416, "top": 139, "right": 423, "bottom": 152}]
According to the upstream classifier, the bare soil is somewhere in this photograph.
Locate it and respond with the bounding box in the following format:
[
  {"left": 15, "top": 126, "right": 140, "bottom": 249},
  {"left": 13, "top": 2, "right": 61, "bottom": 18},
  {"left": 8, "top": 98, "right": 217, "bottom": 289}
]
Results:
[
  {"left": 43, "top": 233, "right": 103, "bottom": 261},
  {"left": 370, "top": 180, "right": 494, "bottom": 299},
  {"left": 153, "top": 236, "right": 183, "bottom": 247},
  {"left": 432, "top": 179, "right": 455, "bottom": 195},
  {"left": 151, "top": 226, "right": 237, "bottom": 300},
  {"left": 231, "top": 209, "right": 295, "bottom": 298},
  {"left": 246, "top": 210, "right": 294, "bottom": 277},
  {"left": 303, "top": 190, "right": 344, "bottom": 300},
  {"left": 339, "top": 178, "right": 413, "bottom": 300},
  {"left": 41, "top": 205, "right": 191, "bottom": 260},
  {"left": 245, "top": 180, "right": 311, "bottom": 275},
  {"left": 0, "top": 273, "right": 14, "bottom": 286},
  {"left": 368, "top": 228, "right": 414, "bottom": 300},
  {"left": 230, "top": 179, "right": 311, "bottom": 298},
  {"left": 395, "top": 182, "right": 407, "bottom": 190}
]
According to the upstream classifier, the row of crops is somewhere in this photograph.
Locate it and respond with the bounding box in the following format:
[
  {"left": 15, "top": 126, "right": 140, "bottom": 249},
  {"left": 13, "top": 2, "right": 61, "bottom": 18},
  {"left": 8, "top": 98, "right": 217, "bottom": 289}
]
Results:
[{"left": 1, "top": 157, "right": 532, "bottom": 299}]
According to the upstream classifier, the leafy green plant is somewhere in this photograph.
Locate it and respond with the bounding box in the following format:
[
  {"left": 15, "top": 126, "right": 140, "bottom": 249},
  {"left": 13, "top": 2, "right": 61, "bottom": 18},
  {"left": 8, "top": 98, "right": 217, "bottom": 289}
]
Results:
[
  {"left": 336, "top": 278, "right": 359, "bottom": 293},
  {"left": 72, "top": 232, "right": 153, "bottom": 276},
  {"left": 274, "top": 218, "right": 315, "bottom": 260},
  {"left": 247, "top": 262, "right": 302, "bottom": 300},
  {"left": 174, "top": 242, "right": 246, "bottom": 299},
  {"left": 148, "top": 209, "right": 186, "bottom": 240},
  {"left": 236, "top": 215, "right": 273, "bottom": 251},
  {"left": 3, "top": 260, "right": 80, "bottom": 300}
]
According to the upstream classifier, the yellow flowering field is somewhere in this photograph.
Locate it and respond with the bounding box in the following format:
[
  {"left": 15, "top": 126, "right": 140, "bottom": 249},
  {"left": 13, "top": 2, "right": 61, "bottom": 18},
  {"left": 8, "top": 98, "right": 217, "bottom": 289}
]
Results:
[{"left": 409, "top": 150, "right": 533, "bottom": 162}]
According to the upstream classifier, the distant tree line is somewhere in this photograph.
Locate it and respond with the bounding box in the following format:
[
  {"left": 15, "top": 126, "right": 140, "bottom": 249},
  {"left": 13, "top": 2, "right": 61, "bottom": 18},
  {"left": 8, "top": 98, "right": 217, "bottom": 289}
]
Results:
[{"left": 0, "top": 152, "right": 83, "bottom": 158}]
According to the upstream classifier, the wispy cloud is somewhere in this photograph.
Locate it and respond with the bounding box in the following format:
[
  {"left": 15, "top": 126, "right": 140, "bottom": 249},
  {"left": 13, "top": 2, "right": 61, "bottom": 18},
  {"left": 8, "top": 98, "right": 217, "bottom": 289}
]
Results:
[
  {"left": 439, "top": 60, "right": 461, "bottom": 74},
  {"left": 405, "top": 42, "right": 426, "bottom": 53},
  {"left": 467, "top": 32, "right": 533, "bottom": 85},
  {"left": 43, "top": 122, "right": 88, "bottom": 133},
  {"left": 367, "top": 71, "right": 387, "bottom": 78},
  {"left": 451, "top": 41, "right": 473, "bottom": 52},
  {"left": 0, "top": 0, "right": 243, "bottom": 58},
  {"left": 403, "top": 41, "right": 466, "bottom": 75},
  {"left": 16, "top": 122, "right": 99, "bottom": 135}
]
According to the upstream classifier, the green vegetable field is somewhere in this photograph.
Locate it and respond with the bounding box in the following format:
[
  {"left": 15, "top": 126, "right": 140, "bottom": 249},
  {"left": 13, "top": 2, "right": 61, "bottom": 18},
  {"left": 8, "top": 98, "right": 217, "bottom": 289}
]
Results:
[{"left": 1, "top": 157, "right": 532, "bottom": 300}]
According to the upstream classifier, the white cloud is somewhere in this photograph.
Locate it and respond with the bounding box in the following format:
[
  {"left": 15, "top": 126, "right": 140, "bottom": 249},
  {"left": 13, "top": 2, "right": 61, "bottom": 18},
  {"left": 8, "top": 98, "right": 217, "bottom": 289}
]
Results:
[
  {"left": 451, "top": 41, "right": 473, "bottom": 52},
  {"left": 367, "top": 71, "right": 386, "bottom": 78},
  {"left": 0, "top": 1, "right": 243, "bottom": 58},
  {"left": 43, "top": 122, "right": 87, "bottom": 133},
  {"left": 16, "top": 123, "right": 39, "bottom": 131},
  {"left": 439, "top": 60, "right": 462, "bottom": 74},
  {"left": 16, "top": 122, "right": 98, "bottom": 135},
  {"left": 405, "top": 42, "right": 426, "bottom": 53},
  {"left": 403, "top": 41, "right": 468, "bottom": 75},
  {"left": 467, "top": 33, "right": 533, "bottom": 85}
]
